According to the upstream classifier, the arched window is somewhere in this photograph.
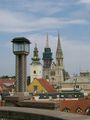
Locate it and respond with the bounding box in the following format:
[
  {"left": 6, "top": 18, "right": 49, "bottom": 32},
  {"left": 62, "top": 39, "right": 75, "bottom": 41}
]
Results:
[{"left": 33, "top": 70, "right": 36, "bottom": 74}]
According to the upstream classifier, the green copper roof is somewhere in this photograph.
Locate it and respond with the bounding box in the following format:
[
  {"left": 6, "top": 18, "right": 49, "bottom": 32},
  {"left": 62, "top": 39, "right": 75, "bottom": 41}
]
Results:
[{"left": 42, "top": 48, "right": 53, "bottom": 60}]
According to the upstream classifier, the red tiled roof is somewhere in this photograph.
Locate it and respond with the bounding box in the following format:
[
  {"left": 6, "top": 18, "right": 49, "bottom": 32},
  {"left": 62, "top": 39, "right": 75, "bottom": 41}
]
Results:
[
  {"left": 59, "top": 99, "right": 90, "bottom": 115},
  {"left": 0, "top": 79, "right": 15, "bottom": 88},
  {"left": 37, "top": 79, "right": 56, "bottom": 93}
]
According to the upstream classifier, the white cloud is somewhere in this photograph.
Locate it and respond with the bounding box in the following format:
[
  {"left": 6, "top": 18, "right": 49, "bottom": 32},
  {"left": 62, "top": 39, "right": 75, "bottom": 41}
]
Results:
[
  {"left": 0, "top": 9, "right": 89, "bottom": 33},
  {"left": 13, "top": 0, "right": 64, "bottom": 15}
]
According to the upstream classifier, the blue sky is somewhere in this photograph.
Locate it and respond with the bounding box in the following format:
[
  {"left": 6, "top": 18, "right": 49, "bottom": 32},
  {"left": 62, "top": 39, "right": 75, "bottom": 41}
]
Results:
[{"left": 0, "top": 0, "right": 90, "bottom": 76}]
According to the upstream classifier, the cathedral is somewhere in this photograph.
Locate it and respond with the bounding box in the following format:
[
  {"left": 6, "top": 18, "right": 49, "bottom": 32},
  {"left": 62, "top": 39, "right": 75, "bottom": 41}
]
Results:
[
  {"left": 30, "top": 33, "right": 65, "bottom": 89},
  {"left": 42, "top": 33, "right": 64, "bottom": 88},
  {"left": 30, "top": 35, "right": 90, "bottom": 94}
]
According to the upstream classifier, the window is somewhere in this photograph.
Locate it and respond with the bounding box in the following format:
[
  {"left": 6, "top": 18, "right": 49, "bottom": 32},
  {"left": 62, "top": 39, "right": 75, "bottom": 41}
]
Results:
[
  {"left": 33, "top": 85, "right": 38, "bottom": 91},
  {"left": 63, "top": 108, "right": 70, "bottom": 112},
  {"left": 76, "top": 107, "right": 82, "bottom": 113},
  {"left": 50, "top": 71, "right": 55, "bottom": 76},
  {"left": 61, "top": 94, "right": 64, "bottom": 98},
  {"left": 52, "top": 78, "right": 54, "bottom": 80},
  {"left": 33, "top": 70, "right": 36, "bottom": 74},
  {"left": 46, "top": 75, "right": 49, "bottom": 79},
  {"left": 76, "top": 85, "right": 79, "bottom": 88},
  {"left": 58, "top": 60, "right": 60, "bottom": 66}
]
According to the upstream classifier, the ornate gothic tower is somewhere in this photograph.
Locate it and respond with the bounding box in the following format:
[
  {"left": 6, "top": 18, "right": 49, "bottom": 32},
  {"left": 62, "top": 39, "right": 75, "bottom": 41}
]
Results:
[
  {"left": 55, "top": 33, "right": 64, "bottom": 87},
  {"left": 42, "top": 34, "right": 53, "bottom": 79},
  {"left": 30, "top": 44, "right": 42, "bottom": 83}
]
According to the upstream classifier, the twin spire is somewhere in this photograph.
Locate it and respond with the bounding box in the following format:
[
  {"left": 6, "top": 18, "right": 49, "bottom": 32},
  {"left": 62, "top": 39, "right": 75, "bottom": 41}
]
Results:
[
  {"left": 45, "top": 32, "right": 62, "bottom": 52},
  {"left": 32, "top": 32, "right": 63, "bottom": 63}
]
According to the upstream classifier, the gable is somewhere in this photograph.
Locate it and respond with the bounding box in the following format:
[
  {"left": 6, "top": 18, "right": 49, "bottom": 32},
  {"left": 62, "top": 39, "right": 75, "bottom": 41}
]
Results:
[
  {"left": 37, "top": 79, "right": 56, "bottom": 93},
  {"left": 27, "top": 79, "right": 47, "bottom": 93}
]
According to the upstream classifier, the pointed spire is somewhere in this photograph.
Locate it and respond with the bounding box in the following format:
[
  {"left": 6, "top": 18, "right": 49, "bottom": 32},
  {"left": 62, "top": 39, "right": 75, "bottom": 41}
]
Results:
[
  {"left": 46, "top": 33, "right": 49, "bottom": 48},
  {"left": 57, "top": 32, "right": 62, "bottom": 50},
  {"left": 56, "top": 32, "right": 63, "bottom": 59}
]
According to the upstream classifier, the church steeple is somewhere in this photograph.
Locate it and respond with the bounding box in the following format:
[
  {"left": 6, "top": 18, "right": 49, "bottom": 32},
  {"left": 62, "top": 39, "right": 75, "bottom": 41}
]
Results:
[
  {"left": 31, "top": 43, "right": 40, "bottom": 63},
  {"left": 56, "top": 33, "right": 63, "bottom": 57},
  {"left": 57, "top": 33, "right": 62, "bottom": 49},
  {"left": 30, "top": 43, "right": 42, "bottom": 83},
  {"left": 46, "top": 33, "right": 49, "bottom": 48},
  {"left": 56, "top": 33, "right": 63, "bottom": 66}
]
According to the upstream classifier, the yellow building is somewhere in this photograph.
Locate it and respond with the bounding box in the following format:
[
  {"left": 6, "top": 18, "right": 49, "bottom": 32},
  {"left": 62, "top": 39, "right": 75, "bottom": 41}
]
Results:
[{"left": 27, "top": 78, "right": 56, "bottom": 93}]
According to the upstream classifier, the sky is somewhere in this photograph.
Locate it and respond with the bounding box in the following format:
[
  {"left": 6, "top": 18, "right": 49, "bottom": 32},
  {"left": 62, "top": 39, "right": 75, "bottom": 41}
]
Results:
[{"left": 0, "top": 0, "right": 90, "bottom": 76}]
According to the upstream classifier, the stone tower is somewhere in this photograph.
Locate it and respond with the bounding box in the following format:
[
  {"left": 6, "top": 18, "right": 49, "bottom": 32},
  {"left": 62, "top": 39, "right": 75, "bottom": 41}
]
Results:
[
  {"left": 55, "top": 33, "right": 64, "bottom": 87},
  {"left": 42, "top": 34, "right": 53, "bottom": 80},
  {"left": 30, "top": 43, "right": 42, "bottom": 83}
]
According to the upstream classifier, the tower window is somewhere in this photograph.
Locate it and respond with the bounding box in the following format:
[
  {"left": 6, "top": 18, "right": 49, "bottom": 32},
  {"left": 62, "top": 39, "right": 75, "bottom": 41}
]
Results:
[
  {"left": 50, "top": 71, "right": 55, "bottom": 76},
  {"left": 46, "top": 75, "right": 49, "bottom": 79},
  {"left": 58, "top": 60, "right": 60, "bottom": 66},
  {"left": 33, "top": 70, "right": 36, "bottom": 74},
  {"left": 52, "top": 78, "right": 54, "bottom": 80}
]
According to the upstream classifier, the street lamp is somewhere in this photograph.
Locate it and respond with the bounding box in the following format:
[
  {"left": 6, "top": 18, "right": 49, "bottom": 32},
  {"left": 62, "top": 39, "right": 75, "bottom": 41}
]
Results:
[{"left": 12, "top": 37, "right": 31, "bottom": 92}]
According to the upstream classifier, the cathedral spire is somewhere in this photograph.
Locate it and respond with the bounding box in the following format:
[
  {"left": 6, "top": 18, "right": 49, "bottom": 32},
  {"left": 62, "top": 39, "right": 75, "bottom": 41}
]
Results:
[
  {"left": 56, "top": 32, "right": 63, "bottom": 56},
  {"left": 46, "top": 33, "right": 49, "bottom": 48},
  {"left": 57, "top": 32, "right": 62, "bottom": 50},
  {"left": 56, "top": 33, "right": 63, "bottom": 66}
]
